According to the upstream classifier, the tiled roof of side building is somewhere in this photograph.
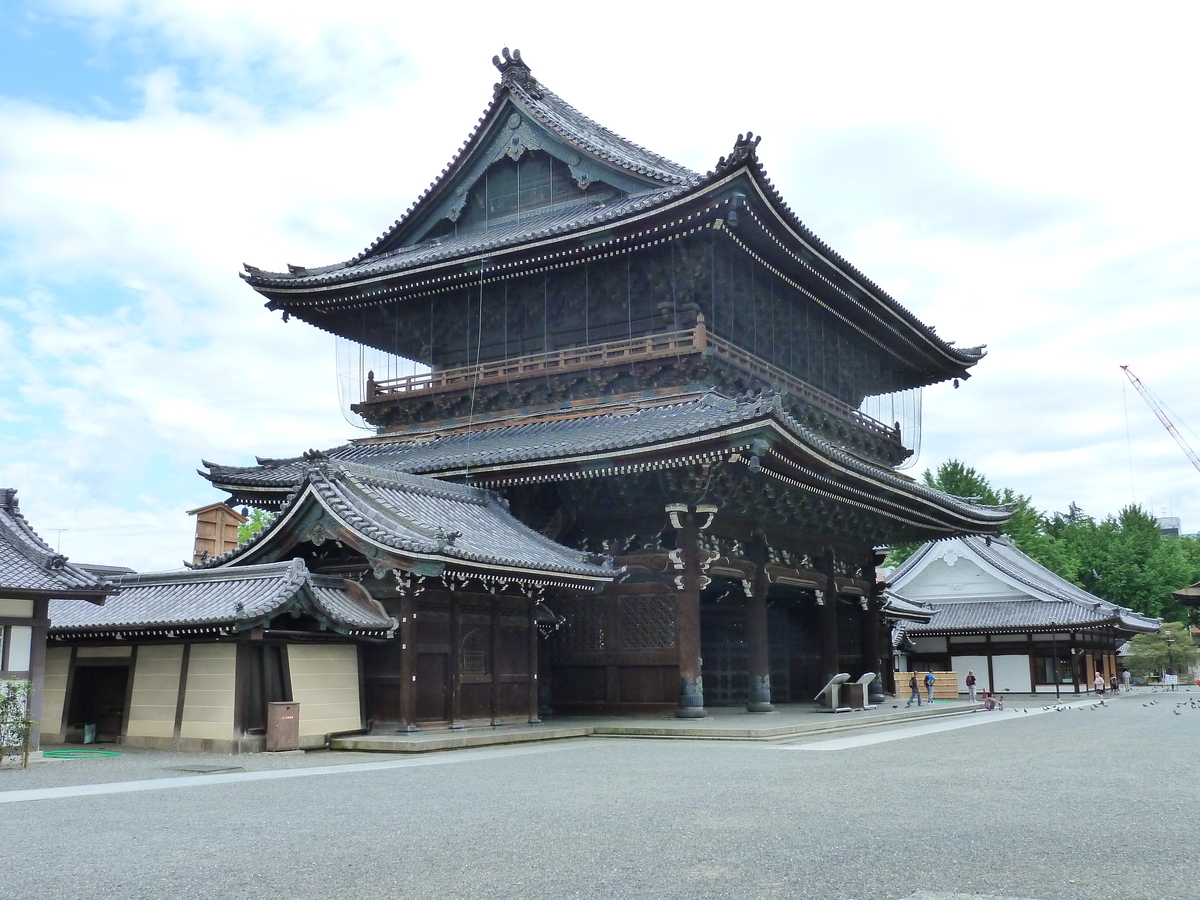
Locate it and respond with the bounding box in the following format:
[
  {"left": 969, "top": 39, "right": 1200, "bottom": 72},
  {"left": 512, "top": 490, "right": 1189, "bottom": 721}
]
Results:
[
  {"left": 0, "top": 489, "right": 118, "bottom": 598},
  {"left": 199, "top": 462, "right": 617, "bottom": 582},
  {"left": 891, "top": 535, "right": 1161, "bottom": 635},
  {"left": 905, "top": 600, "right": 1122, "bottom": 633},
  {"left": 202, "top": 393, "right": 1014, "bottom": 527},
  {"left": 49, "top": 559, "right": 394, "bottom": 635}
]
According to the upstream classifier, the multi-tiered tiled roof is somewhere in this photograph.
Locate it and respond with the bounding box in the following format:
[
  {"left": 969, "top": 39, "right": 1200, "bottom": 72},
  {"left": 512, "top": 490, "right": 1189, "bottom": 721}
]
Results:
[
  {"left": 241, "top": 49, "right": 983, "bottom": 384},
  {"left": 198, "top": 459, "right": 617, "bottom": 588},
  {"left": 202, "top": 393, "right": 1013, "bottom": 541}
]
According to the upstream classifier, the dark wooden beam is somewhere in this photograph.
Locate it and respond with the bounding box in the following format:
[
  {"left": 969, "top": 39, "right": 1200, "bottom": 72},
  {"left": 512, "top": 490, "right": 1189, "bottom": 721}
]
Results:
[{"left": 745, "top": 533, "right": 772, "bottom": 712}]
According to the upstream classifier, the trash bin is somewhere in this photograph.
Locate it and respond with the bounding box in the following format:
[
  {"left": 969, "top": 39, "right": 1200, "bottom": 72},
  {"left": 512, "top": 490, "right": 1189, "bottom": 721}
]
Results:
[{"left": 266, "top": 702, "right": 299, "bottom": 751}]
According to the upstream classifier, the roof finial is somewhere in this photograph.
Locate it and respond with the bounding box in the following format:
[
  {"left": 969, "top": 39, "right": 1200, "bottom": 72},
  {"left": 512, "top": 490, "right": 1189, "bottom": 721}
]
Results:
[
  {"left": 713, "top": 131, "right": 763, "bottom": 174},
  {"left": 492, "top": 47, "right": 542, "bottom": 99}
]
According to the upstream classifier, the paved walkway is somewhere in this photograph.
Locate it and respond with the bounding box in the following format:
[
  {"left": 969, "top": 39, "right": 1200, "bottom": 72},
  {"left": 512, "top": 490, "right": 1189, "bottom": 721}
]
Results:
[
  {"left": 6, "top": 686, "right": 1195, "bottom": 900},
  {"left": 331, "top": 697, "right": 985, "bottom": 752}
]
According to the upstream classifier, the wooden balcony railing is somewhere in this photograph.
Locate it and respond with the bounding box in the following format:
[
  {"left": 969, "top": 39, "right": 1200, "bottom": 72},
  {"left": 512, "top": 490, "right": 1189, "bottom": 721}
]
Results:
[{"left": 362, "top": 316, "right": 900, "bottom": 443}]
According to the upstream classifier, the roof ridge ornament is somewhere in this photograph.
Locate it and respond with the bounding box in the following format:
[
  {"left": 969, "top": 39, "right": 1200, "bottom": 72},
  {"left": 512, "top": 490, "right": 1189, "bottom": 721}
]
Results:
[
  {"left": 714, "top": 131, "right": 762, "bottom": 174},
  {"left": 492, "top": 47, "right": 542, "bottom": 99}
]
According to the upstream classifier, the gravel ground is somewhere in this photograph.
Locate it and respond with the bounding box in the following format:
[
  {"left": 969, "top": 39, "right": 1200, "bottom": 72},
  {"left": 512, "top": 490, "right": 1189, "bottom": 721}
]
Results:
[{"left": 3, "top": 689, "right": 1197, "bottom": 900}]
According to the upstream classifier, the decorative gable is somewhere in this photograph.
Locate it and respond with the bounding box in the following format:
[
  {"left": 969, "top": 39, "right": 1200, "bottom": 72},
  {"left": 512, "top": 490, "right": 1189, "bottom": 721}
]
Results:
[
  {"left": 366, "top": 49, "right": 695, "bottom": 254},
  {"left": 399, "top": 100, "right": 653, "bottom": 246}
]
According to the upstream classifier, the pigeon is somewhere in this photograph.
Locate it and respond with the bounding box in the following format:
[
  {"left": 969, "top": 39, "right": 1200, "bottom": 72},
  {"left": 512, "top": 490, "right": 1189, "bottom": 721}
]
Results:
[{"left": 1174, "top": 710, "right": 1181, "bottom": 716}]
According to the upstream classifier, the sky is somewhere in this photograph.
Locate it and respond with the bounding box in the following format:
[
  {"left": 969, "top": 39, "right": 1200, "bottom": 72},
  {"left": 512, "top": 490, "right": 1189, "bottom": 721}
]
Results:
[{"left": 2, "top": 1, "right": 1198, "bottom": 571}]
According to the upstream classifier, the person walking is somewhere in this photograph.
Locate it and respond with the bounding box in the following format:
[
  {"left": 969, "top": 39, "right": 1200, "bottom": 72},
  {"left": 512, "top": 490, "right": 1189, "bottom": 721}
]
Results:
[
  {"left": 965, "top": 670, "right": 978, "bottom": 702},
  {"left": 1110, "top": 673, "right": 1119, "bottom": 695},
  {"left": 924, "top": 671, "right": 936, "bottom": 704},
  {"left": 906, "top": 673, "right": 922, "bottom": 707},
  {"left": 1122, "top": 668, "right": 1132, "bottom": 691},
  {"left": 1094, "top": 670, "right": 1105, "bottom": 696}
]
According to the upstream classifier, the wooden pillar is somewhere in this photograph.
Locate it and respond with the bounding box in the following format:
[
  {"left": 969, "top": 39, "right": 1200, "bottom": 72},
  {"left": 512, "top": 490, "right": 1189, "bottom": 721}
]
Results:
[
  {"left": 489, "top": 595, "right": 501, "bottom": 725},
  {"left": 1069, "top": 633, "right": 1079, "bottom": 693},
  {"left": 668, "top": 503, "right": 707, "bottom": 718},
  {"left": 819, "top": 549, "right": 839, "bottom": 688},
  {"left": 985, "top": 635, "right": 995, "bottom": 693},
  {"left": 527, "top": 598, "right": 541, "bottom": 724},
  {"left": 860, "top": 592, "right": 882, "bottom": 702},
  {"left": 449, "top": 592, "right": 463, "bottom": 729},
  {"left": 745, "top": 535, "right": 772, "bottom": 712},
  {"left": 398, "top": 593, "right": 417, "bottom": 731},
  {"left": 27, "top": 598, "right": 49, "bottom": 753}
]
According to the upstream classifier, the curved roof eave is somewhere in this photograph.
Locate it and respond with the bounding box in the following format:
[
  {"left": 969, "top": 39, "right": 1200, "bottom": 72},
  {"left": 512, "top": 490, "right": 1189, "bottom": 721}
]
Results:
[
  {"left": 200, "top": 394, "right": 1012, "bottom": 536},
  {"left": 198, "top": 465, "right": 617, "bottom": 586},
  {"left": 727, "top": 157, "right": 984, "bottom": 375}
]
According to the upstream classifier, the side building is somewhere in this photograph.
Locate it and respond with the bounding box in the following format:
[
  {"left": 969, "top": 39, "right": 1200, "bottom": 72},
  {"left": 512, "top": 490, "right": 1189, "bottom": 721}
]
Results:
[
  {"left": 888, "top": 535, "right": 1160, "bottom": 695},
  {"left": 0, "top": 489, "right": 116, "bottom": 753},
  {"left": 46, "top": 464, "right": 616, "bottom": 751}
]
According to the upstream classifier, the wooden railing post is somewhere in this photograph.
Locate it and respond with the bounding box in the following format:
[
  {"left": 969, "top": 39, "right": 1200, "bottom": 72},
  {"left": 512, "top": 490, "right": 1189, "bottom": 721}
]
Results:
[{"left": 694, "top": 313, "right": 707, "bottom": 351}]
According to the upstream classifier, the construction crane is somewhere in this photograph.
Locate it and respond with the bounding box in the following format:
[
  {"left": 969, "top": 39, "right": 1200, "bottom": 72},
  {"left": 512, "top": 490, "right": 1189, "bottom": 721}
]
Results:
[{"left": 1120, "top": 365, "right": 1200, "bottom": 475}]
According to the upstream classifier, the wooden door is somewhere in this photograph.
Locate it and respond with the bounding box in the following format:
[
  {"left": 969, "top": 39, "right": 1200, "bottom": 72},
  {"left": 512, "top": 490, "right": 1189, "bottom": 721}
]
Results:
[{"left": 415, "top": 653, "right": 448, "bottom": 722}]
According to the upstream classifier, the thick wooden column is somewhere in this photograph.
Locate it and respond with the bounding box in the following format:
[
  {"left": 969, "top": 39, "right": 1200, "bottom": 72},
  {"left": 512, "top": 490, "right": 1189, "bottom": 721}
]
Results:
[
  {"left": 398, "top": 593, "right": 418, "bottom": 731},
  {"left": 745, "top": 535, "right": 773, "bottom": 712},
  {"left": 489, "top": 595, "right": 501, "bottom": 725},
  {"left": 819, "top": 549, "right": 840, "bottom": 690},
  {"left": 527, "top": 598, "right": 541, "bottom": 724},
  {"left": 860, "top": 591, "right": 882, "bottom": 702},
  {"left": 669, "top": 503, "right": 706, "bottom": 718},
  {"left": 449, "top": 592, "right": 463, "bottom": 729}
]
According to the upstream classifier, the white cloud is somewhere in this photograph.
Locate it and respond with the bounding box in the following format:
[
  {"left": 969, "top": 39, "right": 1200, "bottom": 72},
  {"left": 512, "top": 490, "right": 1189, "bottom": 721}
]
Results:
[{"left": 3, "top": 1, "right": 1200, "bottom": 573}]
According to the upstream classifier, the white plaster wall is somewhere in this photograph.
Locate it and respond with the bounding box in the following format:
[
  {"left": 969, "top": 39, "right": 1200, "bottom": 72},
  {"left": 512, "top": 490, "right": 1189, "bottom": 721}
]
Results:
[
  {"left": 180, "top": 644, "right": 236, "bottom": 742},
  {"left": 951, "top": 655, "right": 989, "bottom": 692},
  {"left": 127, "top": 646, "right": 184, "bottom": 739},
  {"left": 895, "top": 551, "right": 1027, "bottom": 603},
  {"left": 991, "top": 655, "right": 1031, "bottom": 694},
  {"left": 40, "top": 647, "right": 72, "bottom": 734},
  {"left": 288, "top": 645, "right": 361, "bottom": 742},
  {"left": 0, "top": 598, "right": 34, "bottom": 617},
  {"left": 6, "top": 625, "right": 31, "bottom": 671}
]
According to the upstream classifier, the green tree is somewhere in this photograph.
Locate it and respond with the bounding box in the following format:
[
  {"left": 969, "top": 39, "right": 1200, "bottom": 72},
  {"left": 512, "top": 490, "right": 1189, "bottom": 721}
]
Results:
[
  {"left": 1059, "top": 505, "right": 1193, "bottom": 619},
  {"left": 883, "top": 462, "right": 1198, "bottom": 620},
  {"left": 1124, "top": 621, "right": 1198, "bottom": 680},
  {"left": 886, "top": 460, "right": 1078, "bottom": 580},
  {"left": 0, "top": 679, "right": 34, "bottom": 769},
  {"left": 237, "top": 507, "right": 276, "bottom": 544}
]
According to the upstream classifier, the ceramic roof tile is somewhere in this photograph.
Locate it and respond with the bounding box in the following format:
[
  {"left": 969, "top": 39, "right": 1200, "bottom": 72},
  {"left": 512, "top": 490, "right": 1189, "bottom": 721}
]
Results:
[
  {"left": 0, "top": 489, "right": 117, "bottom": 598},
  {"left": 202, "top": 393, "right": 1013, "bottom": 527},
  {"left": 199, "top": 463, "right": 616, "bottom": 581},
  {"left": 891, "top": 535, "right": 1161, "bottom": 636},
  {"left": 48, "top": 559, "right": 393, "bottom": 634},
  {"left": 248, "top": 189, "right": 686, "bottom": 287}
]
